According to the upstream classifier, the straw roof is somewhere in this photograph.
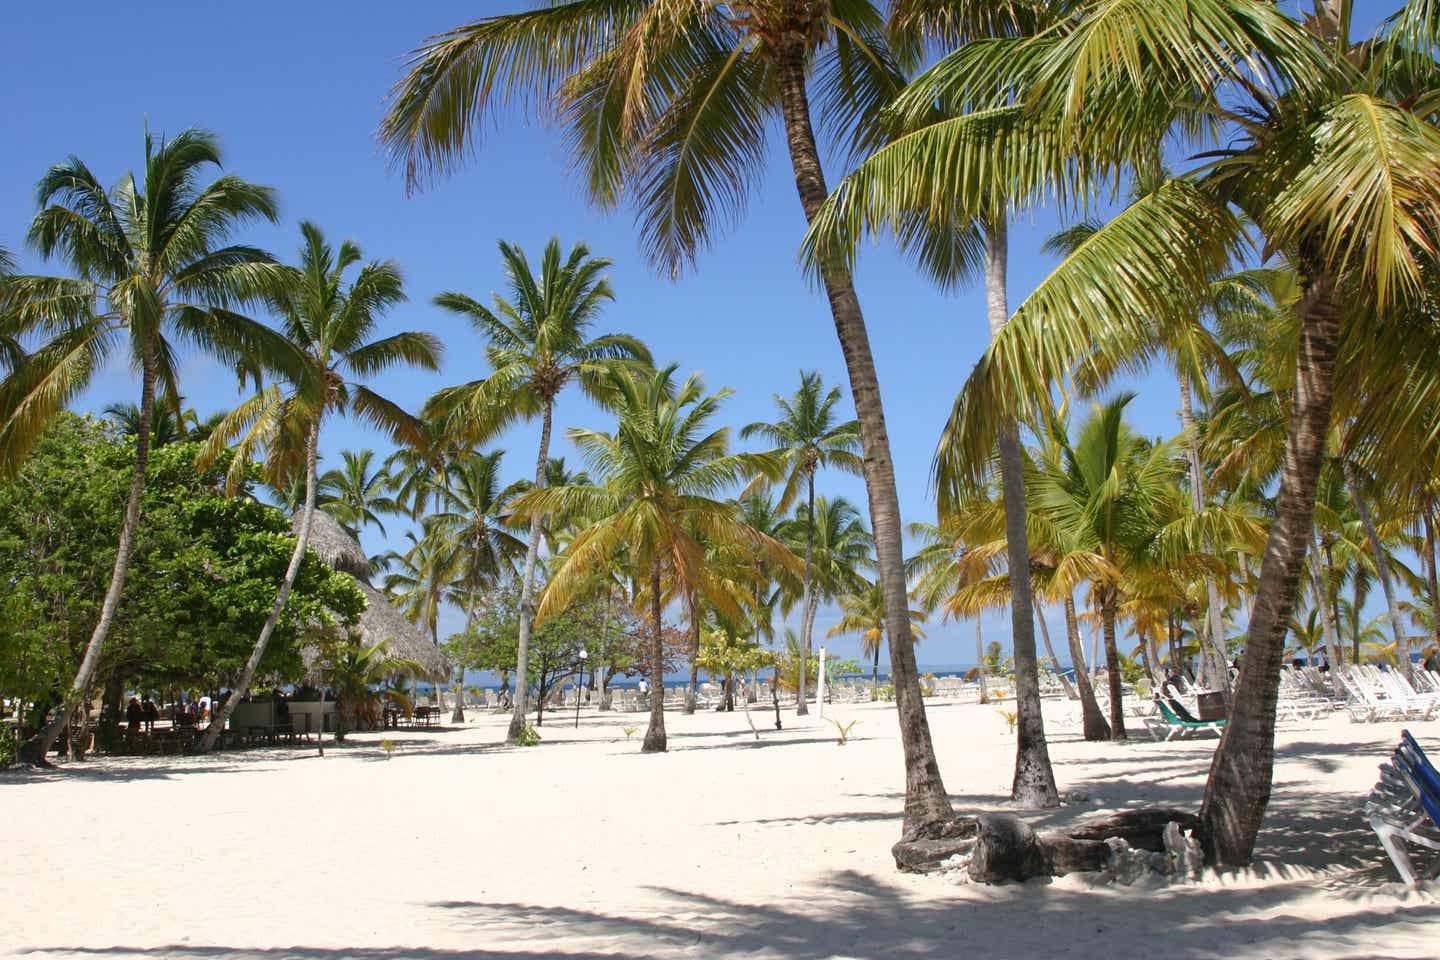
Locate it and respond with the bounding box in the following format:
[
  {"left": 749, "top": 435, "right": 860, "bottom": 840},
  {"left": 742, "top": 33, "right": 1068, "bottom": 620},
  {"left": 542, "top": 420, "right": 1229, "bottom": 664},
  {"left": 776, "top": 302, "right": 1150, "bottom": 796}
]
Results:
[
  {"left": 294, "top": 508, "right": 449, "bottom": 681},
  {"left": 353, "top": 580, "right": 450, "bottom": 681},
  {"left": 297, "top": 509, "right": 371, "bottom": 578}
]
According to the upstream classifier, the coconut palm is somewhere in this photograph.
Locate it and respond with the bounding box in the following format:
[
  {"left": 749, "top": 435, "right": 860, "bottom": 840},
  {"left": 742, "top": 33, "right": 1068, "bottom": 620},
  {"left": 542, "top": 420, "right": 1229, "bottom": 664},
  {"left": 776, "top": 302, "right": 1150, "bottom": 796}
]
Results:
[
  {"left": 2, "top": 128, "right": 288, "bottom": 760},
  {"left": 198, "top": 221, "right": 442, "bottom": 752},
  {"left": 427, "top": 238, "right": 649, "bottom": 744},
  {"left": 511, "top": 364, "right": 796, "bottom": 753},
  {"left": 781, "top": 494, "right": 873, "bottom": 712},
  {"left": 319, "top": 448, "right": 402, "bottom": 538},
  {"left": 319, "top": 638, "right": 426, "bottom": 739},
  {"left": 742, "top": 371, "right": 862, "bottom": 716},
  {"left": 431, "top": 449, "right": 529, "bottom": 721},
  {"left": 381, "top": 1, "right": 955, "bottom": 839},
  {"left": 101, "top": 400, "right": 189, "bottom": 448},
  {"left": 828, "top": 580, "right": 926, "bottom": 700},
  {"left": 382, "top": 528, "right": 463, "bottom": 648},
  {"left": 804, "top": 0, "right": 1440, "bottom": 864}
]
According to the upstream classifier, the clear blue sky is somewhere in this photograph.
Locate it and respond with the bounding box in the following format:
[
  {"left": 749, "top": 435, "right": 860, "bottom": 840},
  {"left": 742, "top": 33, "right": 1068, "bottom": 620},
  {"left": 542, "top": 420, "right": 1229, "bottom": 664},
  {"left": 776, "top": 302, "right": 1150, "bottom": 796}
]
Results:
[{"left": 0, "top": 2, "right": 1405, "bottom": 669}]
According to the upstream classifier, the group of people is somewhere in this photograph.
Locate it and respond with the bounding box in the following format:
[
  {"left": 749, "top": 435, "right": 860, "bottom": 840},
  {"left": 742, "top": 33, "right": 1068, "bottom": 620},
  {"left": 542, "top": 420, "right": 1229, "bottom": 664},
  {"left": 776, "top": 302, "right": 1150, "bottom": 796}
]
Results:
[
  {"left": 124, "top": 696, "right": 160, "bottom": 734},
  {"left": 123, "top": 694, "right": 215, "bottom": 734}
]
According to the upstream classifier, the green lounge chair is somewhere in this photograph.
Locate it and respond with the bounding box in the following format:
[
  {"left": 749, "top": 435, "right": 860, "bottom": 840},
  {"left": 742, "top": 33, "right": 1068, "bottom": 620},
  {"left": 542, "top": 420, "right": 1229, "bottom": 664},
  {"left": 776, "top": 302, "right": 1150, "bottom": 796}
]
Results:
[{"left": 1147, "top": 699, "right": 1226, "bottom": 741}]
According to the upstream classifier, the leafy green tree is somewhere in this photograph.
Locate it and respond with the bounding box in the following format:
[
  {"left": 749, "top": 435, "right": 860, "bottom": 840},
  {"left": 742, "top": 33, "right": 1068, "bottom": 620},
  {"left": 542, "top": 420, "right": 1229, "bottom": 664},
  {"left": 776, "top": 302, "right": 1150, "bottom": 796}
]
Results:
[
  {"left": 380, "top": 1, "right": 955, "bottom": 840},
  {"left": 0, "top": 415, "right": 363, "bottom": 747},
  {"left": 513, "top": 364, "right": 795, "bottom": 752},
  {"left": 315, "top": 637, "right": 424, "bottom": 740},
  {"left": 742, "top": 371, "right": 861, "bottom": 716},
  {"left": 428, "top": 238, "right": 649, "bottom": 744},
  {"left": 199, "top": 222, "right": 441, "bottom": 752},
  {"left": 2, "top": 129, "right": 288, "bottom": 760}
]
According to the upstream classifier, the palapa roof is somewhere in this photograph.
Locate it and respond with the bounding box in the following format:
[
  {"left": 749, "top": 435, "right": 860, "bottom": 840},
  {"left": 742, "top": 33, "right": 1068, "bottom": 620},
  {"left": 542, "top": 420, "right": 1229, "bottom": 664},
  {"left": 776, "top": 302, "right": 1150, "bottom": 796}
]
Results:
[
  {"left": 297, "top": 509, "right": 371, "bottom": 578},
  {"left": 296, "top": 509, "right": 449, "bottom": 681}
]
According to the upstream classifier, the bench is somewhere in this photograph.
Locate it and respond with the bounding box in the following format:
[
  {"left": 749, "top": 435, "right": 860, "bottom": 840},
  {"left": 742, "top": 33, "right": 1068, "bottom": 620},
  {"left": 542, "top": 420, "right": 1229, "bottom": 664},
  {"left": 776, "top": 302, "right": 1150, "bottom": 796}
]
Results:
[{"left": 1366, "top": 730, "right": 1440, "bottom": 886}]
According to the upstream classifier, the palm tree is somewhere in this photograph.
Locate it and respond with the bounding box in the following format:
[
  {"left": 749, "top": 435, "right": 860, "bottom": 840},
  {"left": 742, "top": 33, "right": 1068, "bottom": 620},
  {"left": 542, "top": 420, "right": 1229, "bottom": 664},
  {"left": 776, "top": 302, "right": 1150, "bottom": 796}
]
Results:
[
  {"left": 781, "top": 495, "right": 873, "bottom": 712},
  {"left": 431, "top": 449, "right": 528, "bottom": 721},
  {"left": 198, "top": 222, "right": 441, "bottom": 752},
  {"left": 383, "top": 528, "right": 462, "bottom": 648},
  {"left": 511, "top": 364, "right": 796, "bottom": 753},
  {"left": 742, "top": 371, "right": 862, "bottom": 716},
  {"left": 101, "top": 400, "right": 189, "bottom": 448},
  {"left": 319, "top": 638, "right": 425, "bottom": 740},
  {"left": 2, "top": 128, "right": 287, "bottom": 760},
  {"left": 828, "top": 580, "right": 926, "bottom": 700},
  {"left": 428, "top": 238, "right": 649, "bottom": 744},
  {"left": 319, "top": 448, "right": 402, "bottom": 538},
  {"left": 381, "top": 1, "right": 956, "bottom": 840},
  {"left": 804, "top": 0, "right": 1440, "bottom": 864}
]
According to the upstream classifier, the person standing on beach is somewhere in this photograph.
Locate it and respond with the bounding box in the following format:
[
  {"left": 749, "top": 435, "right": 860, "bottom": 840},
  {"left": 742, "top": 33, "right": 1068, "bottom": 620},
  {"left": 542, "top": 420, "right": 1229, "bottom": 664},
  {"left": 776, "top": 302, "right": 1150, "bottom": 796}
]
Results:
[
  {"left": 125, "top": 697, "right": 142, "bottom": 734},
  {"left": 141, "top": 696, "right": 157, "bottom": 733}
]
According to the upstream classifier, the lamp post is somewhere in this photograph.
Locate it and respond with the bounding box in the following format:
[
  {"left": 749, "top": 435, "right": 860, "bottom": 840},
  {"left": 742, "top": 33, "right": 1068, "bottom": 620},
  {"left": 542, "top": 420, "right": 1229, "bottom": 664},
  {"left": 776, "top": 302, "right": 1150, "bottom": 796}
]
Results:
[{"left": 575, "top": 647, "right": 588, "bottom": 729}]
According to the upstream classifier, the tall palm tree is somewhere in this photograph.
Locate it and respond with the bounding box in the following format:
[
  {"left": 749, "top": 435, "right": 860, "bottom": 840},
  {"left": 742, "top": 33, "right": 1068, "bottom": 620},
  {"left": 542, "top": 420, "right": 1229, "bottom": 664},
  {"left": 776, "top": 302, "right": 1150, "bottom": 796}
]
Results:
[
  {"left": 427, "top": 237, "right": 649, "bottom": 744},
  {"left": 804, "top": 0, "right": 1440, "bottom": 864},
  {"left": 198, "top": 222, "right": 441, "bottom": 751},
  {"left": 319, "top": 448, "right": 402, "bottom": 538},
  {"left": 742, "top": 371, "right": 862, "bottom": 715},
  {"left": 381, "top": 1, "right": 956, "bottom": 839},
  {"left": 101, "top": 400, "right": 189, "bottom": 448},
  {"left": 2, "top": 128, "right": 287, "bottom": 760},
  {"left": 781, "top": 495, "right": 873, "bottom": 712},
  {"left": 828, "top": 580, "right": 926, "bottom": 700},
  {"left": 512, "top": 364, "right": 796, "bottom": 753},
  {"left": 431, "top": 449, "right": 529, "bottom": 721}
]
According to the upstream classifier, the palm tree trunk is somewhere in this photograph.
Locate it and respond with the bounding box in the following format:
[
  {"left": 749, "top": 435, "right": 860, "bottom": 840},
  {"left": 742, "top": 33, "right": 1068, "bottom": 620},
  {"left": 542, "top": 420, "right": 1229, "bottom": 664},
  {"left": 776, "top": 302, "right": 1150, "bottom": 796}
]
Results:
[
  {"left": 983, "top": 218, "right": 1058, "bottom": 807},
  {"left": 452, "top": 584, "right": 479, "bottom": 724},
  {"left": 1310, "top": 533, "right": 1345, "bottom": 691},
  {"left": 1201, "top": 266, "right": 1341, "bottom": 866},
  {"left": 871, "top": 638, "right": 881, "bottom": 702},
  {"left": 1179, "top": 378, "right": 1232, "bottom": 694},
  {"left": 201, "top": 421, "right": 321, "bottom": 752},
  {"left": 1100, "top": 591, "right": 1128, "bottom": 740},
  {"left": 975, "top": 616, "right": 989, "bottom": 704},
  {"left": 29, "top": 345, "right": 158, "bottom": 763},
  {"left": 796, "top": 471, "right": 815, "bottom": 716},
  {"left": 642, "top": 563, "right": 667, "bottom": 753},
  {"left": 685, "top": 598, "right": 700, "bottom": 715},
  {"left": 775, "top": 51, "right": 952, "bottom": 838},
  {"left": 1065, "top": 596, "right": 1110, "bottom": 740},
  {"left": 509, "top": 402, "right": 553, "bottom": 743},
  {"left": 1425, "top": 509, "right": 1440, "bottom": 653},
  {"left": 1343, "top": 461, "right": 1410, "bottom": 676}
]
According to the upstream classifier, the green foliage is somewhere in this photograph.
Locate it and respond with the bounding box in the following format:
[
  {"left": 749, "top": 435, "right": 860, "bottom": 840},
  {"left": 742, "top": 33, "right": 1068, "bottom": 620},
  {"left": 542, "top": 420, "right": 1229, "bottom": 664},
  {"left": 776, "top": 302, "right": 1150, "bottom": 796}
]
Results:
[
  {"left": 0, "top": 414, "right": 363, "bottom": 704},
  {"left": 515, "top": 723, "right": 542, "bottom": 747},
  {"left": 695, "top": 629, "right": 773, "bottom": 678},
  {"left": 379, "top": 738, "right": 396, "bottom": 760},
  {"left": 622, "top": 726, "right": 637, "bottom": 740}
]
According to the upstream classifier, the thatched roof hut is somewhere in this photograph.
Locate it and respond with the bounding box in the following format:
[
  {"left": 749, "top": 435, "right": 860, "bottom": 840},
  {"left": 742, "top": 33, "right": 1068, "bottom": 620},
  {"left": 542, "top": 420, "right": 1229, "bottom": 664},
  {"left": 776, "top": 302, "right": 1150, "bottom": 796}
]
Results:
[
  {"left": 297, "top": 509, "right": 449, "bottom": 681},
  {"left": 297, "top": 509, "right": 371, "bottom": 578}
]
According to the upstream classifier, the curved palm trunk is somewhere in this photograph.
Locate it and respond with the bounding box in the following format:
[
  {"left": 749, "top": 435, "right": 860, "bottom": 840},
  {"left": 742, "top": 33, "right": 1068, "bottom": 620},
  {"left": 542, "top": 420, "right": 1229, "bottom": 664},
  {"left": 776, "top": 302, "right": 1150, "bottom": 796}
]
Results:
[
  {"left": 202, "top": 422, "right": 321, "bottom": 752},
  {"left": 1099, "top": 591, "right": 1127, "bottom": 740},
  {"left": 1201, "top": 267, "right": 1341, "bottom": 866},
  {"left": 508, "top": 403, "right": 553, "bottom": 743},
  {"left": 984, "top": 220, "right": 1058, "bottom": 807},
  {"left": 796, "top": 472, "right": 815, "bottom": 716},
  {"left": 1343, "top": 461, "right": 1410, "bottom": 676},
  {"left": 1309, "top": 533, "right": 1345, "bottom": 693},
  {"left": 642, "top": 564, "right": 667, "bottom": 752},
  {"left": 1179, "top": 378, "right": 1231, "bottom": 694},
  {"left": 1065, "top": 596, "right": 1110, "bottom": 740},
  {"left": 29, "top": 346, "right": 158, "bottom": 763},
  {"left": 775, "top": 52, "right": 952, "bottom": 837}
]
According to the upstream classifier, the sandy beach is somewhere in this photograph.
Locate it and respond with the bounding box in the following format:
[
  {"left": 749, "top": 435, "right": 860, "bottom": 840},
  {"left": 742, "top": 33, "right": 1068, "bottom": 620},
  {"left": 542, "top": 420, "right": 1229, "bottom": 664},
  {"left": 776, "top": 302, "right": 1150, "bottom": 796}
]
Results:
[{"left": 3, "top": 698, "right": 1437, "bottom": 960}]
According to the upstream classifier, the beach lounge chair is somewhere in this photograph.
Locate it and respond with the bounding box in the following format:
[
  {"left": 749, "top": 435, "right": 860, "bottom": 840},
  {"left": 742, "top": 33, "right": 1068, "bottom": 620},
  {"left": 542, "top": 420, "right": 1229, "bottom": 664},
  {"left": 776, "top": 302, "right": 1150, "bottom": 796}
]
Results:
[
  {"left": 1145, "top": 698, "right": 1226, "bottom": 741},
  {"left": 1366, "top": 731, "right": 1440, "bottom": 886}
]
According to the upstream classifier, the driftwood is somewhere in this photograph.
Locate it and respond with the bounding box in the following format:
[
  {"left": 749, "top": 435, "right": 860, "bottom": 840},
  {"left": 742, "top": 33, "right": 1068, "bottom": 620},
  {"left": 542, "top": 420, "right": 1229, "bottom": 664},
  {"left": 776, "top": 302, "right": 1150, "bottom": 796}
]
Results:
[{"left": 893, "top": 808, "right": 1206, "bottom": 881}]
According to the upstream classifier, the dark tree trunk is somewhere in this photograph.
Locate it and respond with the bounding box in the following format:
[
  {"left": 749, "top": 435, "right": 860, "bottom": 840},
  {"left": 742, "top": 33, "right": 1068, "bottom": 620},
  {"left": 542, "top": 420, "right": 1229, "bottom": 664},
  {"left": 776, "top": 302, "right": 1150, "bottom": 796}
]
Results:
[
  {"left": 872, "top": 639, "right": 881, "bottom": 702},
  {"left": 1065, "top": 596, "right": 1110, "bottom": 740},
  {"left": 29, "top": 344, "right": 158, "bottom": 763},
  {"left": 1100, "top": 591, "right": 1127, "bottom": 740},
  {"left": 642, "top": 564, "right": 667, "bottom": 752},
  {"left": 685, "top": 596, "right": 700, "bottom": 715},
  {"left": 774, "top": 50, "right": 952, "bottom": 838},
  {"left": 509, "top": 402, "right": 553, "bottom": 743},
  {"left": 1201, "top": 265, "right": 1340, "bottom": 866},
  {"left": 203, "top": 423, "right": 322, "bottom": 751}
]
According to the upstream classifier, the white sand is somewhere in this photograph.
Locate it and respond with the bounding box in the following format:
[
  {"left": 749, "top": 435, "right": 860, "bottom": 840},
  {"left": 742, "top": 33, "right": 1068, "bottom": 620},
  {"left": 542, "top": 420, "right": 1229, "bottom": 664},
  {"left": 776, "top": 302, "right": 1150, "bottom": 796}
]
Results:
[{"left": 3, "top": 697, "right": 1438, "bottom": 959}]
